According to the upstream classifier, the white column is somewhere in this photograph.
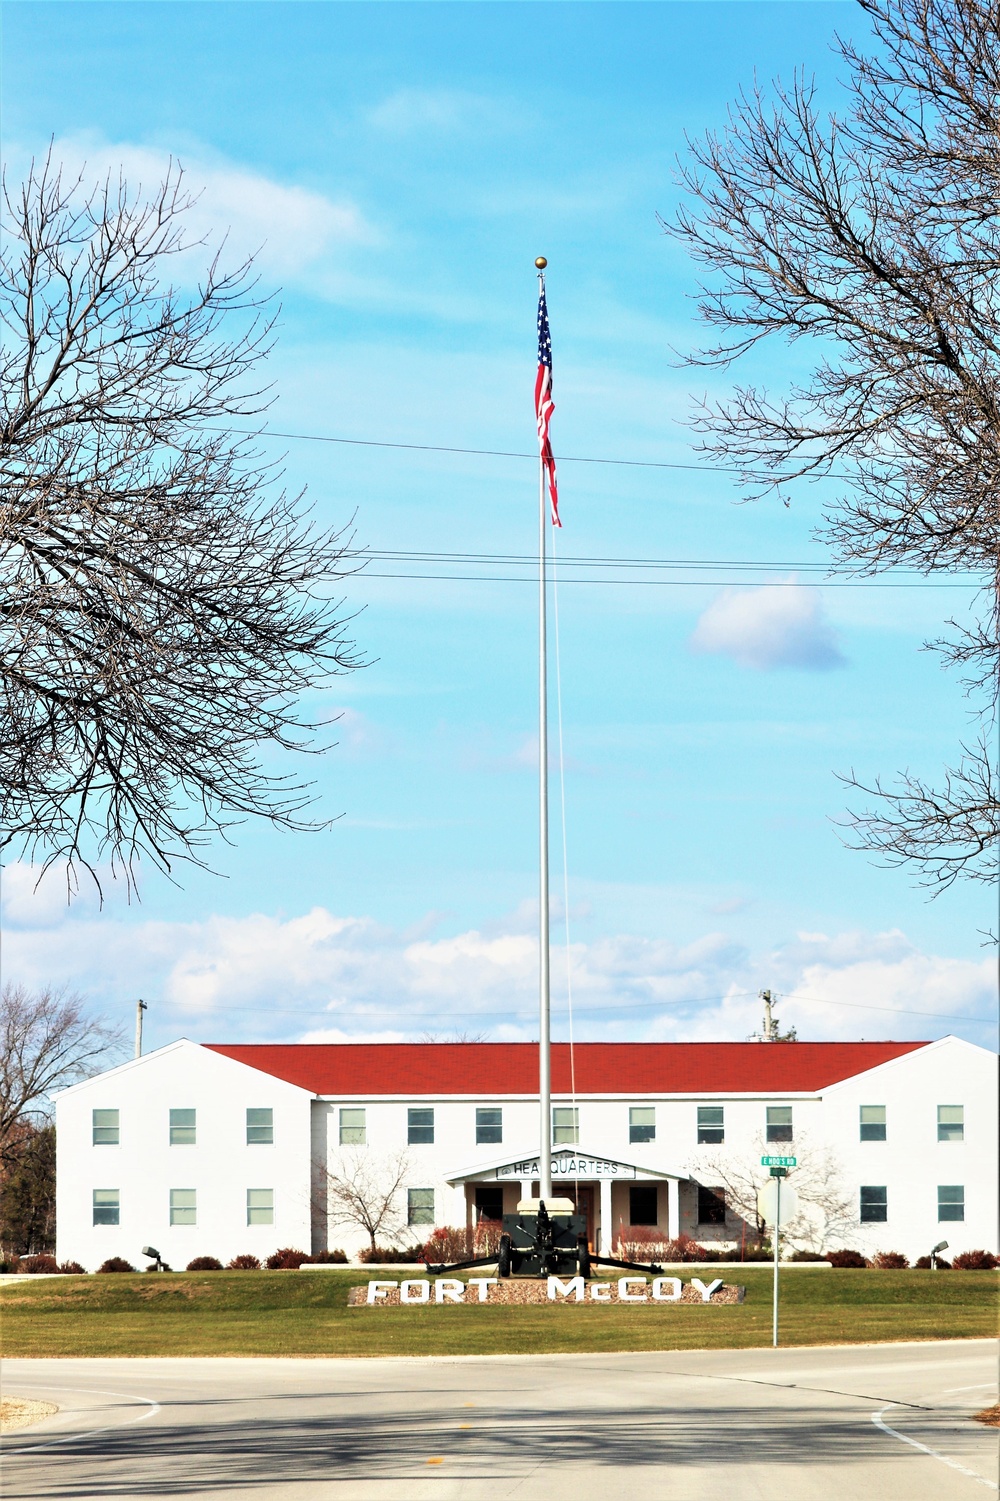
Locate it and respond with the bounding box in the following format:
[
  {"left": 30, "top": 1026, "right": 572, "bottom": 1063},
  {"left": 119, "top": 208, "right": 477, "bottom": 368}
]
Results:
[
  {"left": 667, "top": 1179, "right": 680, "bottom": 1241},
  {"left": 520, "top": 1179, "right": 533, "bottom": 1204},
  {"left": 599, "top": 1178, "right": 613, "bottom": 1254}
]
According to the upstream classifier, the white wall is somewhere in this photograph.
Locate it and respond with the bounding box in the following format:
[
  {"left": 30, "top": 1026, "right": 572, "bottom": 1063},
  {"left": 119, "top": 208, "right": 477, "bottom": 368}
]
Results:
[
  {"left": 55, "top": 1040, "right": 313, "bottom": 1270},
  {"left": 56, "top": 1037, "right": 997, "bottom": 1266}
]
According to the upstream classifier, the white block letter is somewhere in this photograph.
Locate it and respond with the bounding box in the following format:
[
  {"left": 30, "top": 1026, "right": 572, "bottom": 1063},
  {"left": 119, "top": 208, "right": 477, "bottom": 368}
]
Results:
[
  {"left": 618, "top": 1277, "right": 648, "bottom": 1302},
  {"left": 589, "top": 1282, "right": 611, "bottom": 1301},
  {"left": 548, "top": 1275, "right": 584, "bottom": 1301},
  {"left": 435, "top": 1278, "right": 464, "bottom": 1304},
  {"left": 366, "top": 1280, "right": 398, "bottom": 1304},
  {"left": 467, "top": 1278, "right": 497, "bottom": 1303},
  {"left": 651, "top": 1277, "right": 682, "bottom": 1302},
  {"left": 690, "top": 1278, "right": 724, "bottom": 1303},
  {"left": 400, "top": 1279, "right": 430, "bottom": 1304}
]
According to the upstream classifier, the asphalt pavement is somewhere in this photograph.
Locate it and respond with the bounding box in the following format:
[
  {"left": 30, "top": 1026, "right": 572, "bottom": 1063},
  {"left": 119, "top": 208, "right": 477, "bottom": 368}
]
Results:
[{"left": 2, "top": 1340, "right": 997, "bottom": 1499}]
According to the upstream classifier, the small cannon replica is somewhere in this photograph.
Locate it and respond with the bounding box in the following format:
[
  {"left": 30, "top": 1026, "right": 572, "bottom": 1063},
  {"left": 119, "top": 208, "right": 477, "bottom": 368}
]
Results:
[{"left": 424, "top": 1196, "right": 665, "bottom": 1279}]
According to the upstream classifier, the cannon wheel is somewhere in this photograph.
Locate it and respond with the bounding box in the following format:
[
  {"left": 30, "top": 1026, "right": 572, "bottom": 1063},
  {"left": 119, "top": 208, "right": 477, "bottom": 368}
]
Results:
[
  {"left": 498, "top": 1233, "right": 513, "bottom": 1278},
  {"left": 576, "top": 1234, "right": 591, "bottom": 1280}
]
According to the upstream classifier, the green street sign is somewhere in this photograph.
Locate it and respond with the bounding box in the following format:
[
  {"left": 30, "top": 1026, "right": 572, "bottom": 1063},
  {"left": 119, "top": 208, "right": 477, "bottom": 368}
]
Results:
[
  {"left": 769, "top": 1167, "right": 788, "bottom": 1177},
  {"left": 761, "top": 1155, "right": 797, "bottom": 1167}
]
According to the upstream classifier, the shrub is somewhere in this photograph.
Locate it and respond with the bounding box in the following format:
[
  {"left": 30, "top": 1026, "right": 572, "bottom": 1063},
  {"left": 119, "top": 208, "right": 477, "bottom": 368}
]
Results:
[
  {"left": 307, "top": 1248, "right": 348, "bottom": 1264},
  {"left": 870, "top": 1250, "right": 909, "bottom": 1269},
  {"left": 19, "top": 1254, "right": 59, "bottom": 1273},
  {"left": 790, "top": 1251, "right": 829, "bottom": 1262},
  {"left": 613, "top": 1227, "right": 709, "bottom": 1263},
  {"left": 952, "top": 1249, "right": 998, "bottom": 1270},
  {"left": 186, "top": 1256, "right": 223, "bottom": 1271},
  {"left": 914, "top": 1255, "right": 951, "bottom": 1269},
  {"left": 226, "top": 1253, "right": 261, "bottom": 1270},
  {"left": 265, "top": 1247, "right": 310, "bottom": 1270},
  {"left": 422, "top": 1221, "right": 502, "bottom": 1265},
  {"left": 98, "top": 1256, "right": 136, "bottom": 1273},
  {"left": 827, "top": 1249, "right": 868, "bottom": 1268},
  {"left": 359, "top": 1244, "right": 425, "bottom": 1264},
  {"left": 57, "top": 1260, "right": 87, "bottom": 1274}
]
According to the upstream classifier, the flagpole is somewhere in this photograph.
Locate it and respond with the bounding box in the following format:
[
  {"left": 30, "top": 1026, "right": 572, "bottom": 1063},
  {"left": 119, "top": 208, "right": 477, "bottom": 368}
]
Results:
[{"left": 536, "top": 258, "right": 552, "bottom": 1203}]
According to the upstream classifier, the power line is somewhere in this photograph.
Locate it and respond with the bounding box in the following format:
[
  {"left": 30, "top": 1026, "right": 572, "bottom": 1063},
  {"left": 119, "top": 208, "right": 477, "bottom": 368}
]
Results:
[
  {"left": 218, "top": 425, "right": 810, "bottom": 477},
  {"left": 153, "top": 988, "right": 988, "bottom": 1026},
  {"left": 357, "top": 569, "right": 973, "bottom": 589}
]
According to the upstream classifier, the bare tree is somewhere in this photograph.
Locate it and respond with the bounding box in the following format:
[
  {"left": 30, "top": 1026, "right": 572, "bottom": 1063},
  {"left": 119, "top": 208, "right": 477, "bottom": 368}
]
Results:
[
  {"left": 315, "top": 1150, "right": 412, "bottom": 1254},
  {"left": 690, "top": 1134, "right": 858, "bottom": 1254},
  {"left": 666, "top": 0, "right": 999, "bottom": 893},
  {"left": 0, "top": 153, "right": 363, "bottom": 895},
  {"left": 0, "top": 982, "right": 125, "bottom": 1164}
]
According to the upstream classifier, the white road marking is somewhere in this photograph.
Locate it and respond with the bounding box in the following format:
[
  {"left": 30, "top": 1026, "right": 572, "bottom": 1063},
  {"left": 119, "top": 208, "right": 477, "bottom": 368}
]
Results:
[
  {"left": 1, "top": 1384, "right": 161, "bottom": 1456},
  {"left": 871, "top": 1406, "right": 998, "bottom": 1491}
]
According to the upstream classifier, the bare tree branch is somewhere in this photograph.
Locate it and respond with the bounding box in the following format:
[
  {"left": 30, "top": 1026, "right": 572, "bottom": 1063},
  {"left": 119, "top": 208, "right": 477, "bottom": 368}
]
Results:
[
  {"left": 665, "top": 0, "right": 999, "bottom": 892},
  {"left": 0, "top": 151, "right": 364, "bottom": 896},
  {"left": 315, "top": 1150, "right": 411, "bottom": 1253},
  {"left": 0, "top": 982, "right": 125, "bottom": 1164}
]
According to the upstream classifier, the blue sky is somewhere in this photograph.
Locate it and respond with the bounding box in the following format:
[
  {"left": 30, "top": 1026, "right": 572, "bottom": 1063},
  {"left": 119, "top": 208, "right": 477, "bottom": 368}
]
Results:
[{"left": 2, "top": 1, "right": 995, "bottom": 1052}]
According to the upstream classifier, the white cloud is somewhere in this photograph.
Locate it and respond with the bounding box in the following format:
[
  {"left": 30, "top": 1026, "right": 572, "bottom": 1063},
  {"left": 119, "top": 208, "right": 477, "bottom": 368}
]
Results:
[
  {"left": 689, "top": 584, "right": 846, "bottom": 671},
  {"left": 368, "top": 89, "right": 519, "bottom": 137},
  {"left": 0, "top": 874, "right": 991, "bottom": 1048},
  {"left": 7, "top": 134, "right": 378, "bottom": 288}
]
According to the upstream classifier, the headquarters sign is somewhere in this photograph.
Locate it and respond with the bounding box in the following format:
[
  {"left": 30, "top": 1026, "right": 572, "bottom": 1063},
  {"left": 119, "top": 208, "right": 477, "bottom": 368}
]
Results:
[{"left": 495, "top": 1153, "right": 636, "bottom": 1181}]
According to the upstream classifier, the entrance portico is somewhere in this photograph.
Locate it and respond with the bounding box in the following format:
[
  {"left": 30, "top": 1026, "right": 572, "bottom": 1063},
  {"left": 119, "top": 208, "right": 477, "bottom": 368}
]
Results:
[{"left": 446, "top": 1146, "right": 687, "bottom": 1254}]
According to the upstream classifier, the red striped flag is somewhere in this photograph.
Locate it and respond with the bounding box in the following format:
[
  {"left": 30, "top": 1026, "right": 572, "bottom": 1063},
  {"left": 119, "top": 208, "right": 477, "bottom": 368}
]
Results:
[{"left": 535, "top": 285, "right": 560, "bottom": 526}]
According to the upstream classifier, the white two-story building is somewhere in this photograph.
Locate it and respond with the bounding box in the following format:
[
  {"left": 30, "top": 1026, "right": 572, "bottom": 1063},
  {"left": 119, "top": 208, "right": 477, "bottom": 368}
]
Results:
[{"left": 54, "top": 1036, "right": 996, "bottom": 1269}]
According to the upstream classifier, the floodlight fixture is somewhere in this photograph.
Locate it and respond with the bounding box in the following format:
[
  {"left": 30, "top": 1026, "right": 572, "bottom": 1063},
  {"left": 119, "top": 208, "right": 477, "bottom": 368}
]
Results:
[
  {"left": 931, "top": 1240, "right": 949, "bottom": 1254},
  {"left": 142, "top": 1245, "right": 166, "bottom": 1271}
]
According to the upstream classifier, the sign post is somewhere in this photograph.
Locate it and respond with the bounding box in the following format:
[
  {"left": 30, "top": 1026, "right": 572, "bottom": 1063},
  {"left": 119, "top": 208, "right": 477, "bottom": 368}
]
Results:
[{"left": 757, "top": 1159, "right": 797, "bottom": 1348}]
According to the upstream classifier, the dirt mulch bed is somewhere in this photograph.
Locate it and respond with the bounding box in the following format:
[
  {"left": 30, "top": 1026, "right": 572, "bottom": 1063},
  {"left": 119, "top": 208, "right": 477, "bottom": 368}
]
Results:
[
  {"left": 349, "top": 1278, "right": 744, "bottom": 1306},
  {"left": 0, "top": 1398, "right": 59, "bottom": 1433},
  {"left": 972, "top": 1404, "right": 1000, "bottom": 1427}
]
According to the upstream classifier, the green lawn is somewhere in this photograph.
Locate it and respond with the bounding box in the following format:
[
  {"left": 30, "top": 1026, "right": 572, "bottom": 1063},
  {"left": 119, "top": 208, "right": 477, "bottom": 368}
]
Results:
[{"left": 2, "top": 1268, "right": 995, "bottom": 1358}]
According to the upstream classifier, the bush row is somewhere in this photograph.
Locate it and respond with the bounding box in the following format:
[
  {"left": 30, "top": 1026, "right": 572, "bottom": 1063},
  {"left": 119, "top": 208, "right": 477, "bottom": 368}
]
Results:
[{"left": 826, "top": 1248, "right": 997, "bottom": 1269}]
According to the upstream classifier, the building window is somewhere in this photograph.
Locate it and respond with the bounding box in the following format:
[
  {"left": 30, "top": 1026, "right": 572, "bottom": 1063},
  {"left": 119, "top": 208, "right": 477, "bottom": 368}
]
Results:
[
  {"left": 766, "top": 1106, "right": 793, "bottom": 1143},
  {"left": 169, "top": 1189, "right": 197, "bottom": 1226},
  {"left": 629, "top": 1107, "right": 655, "bottom": 1144},
  {"left": 697, "top": 1106, "right": 724, "bottom": 1145},
  {"left": 860, "top": 1105, "right": 886, "bottom": 1142},
  {"left": 408, "top": 1188, "right": 435, "bottom": 1226},
  {"left": 92, "top": 1109, "right": 120, "bottom": 1146},
  {"left": 247, "top": 1188, "right": 274, "bottom": 1226},
  {"left": 937, "top": 1105, "right": 964, "bottom": 1143},
  {"left": 476, "top": 1107, "right": 502, "bottom": 1145},
  {"left": 475, "top": 1185, "right": 504, "bottom": 1223},
  {"left": 408, "top": 1108, "right": 434, "bottom": 1145},
  {"left": 629, "top": 1185, "right": 659, "bottom": 1226},
  {"left": 246, "top": 1108, "right": 273, "bottom": 1145},
  {"left": 860, "top": 1185, "right": 888, "bottom": 1223},
  {"left": 938, "top": 1185, "right": 964, "bottom": 1222},
  {"left": 340, "top": 1108, "right": 366, "bottom": 1145},
  {"left": 552, "top": 1107, "right": 579, "bottom": 1145},
  {"left": 92, "top": 1189, "right": 120, "bottom": 1226},
  {"left": 697, "top": 1185, "right": 727, "bottom": 1225},
  {"left": 169, "top": 1109, "right": 196, "bottom": 1146}
]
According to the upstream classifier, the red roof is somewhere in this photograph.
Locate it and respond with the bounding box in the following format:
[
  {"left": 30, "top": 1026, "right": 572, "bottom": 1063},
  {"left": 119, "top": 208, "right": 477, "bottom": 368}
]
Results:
[{"left": 205, "top": 1040, "right": 927, "bottom": 1096}]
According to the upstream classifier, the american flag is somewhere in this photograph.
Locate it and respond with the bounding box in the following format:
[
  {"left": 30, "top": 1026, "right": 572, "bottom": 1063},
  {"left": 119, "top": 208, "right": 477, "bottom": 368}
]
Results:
[{"left": 535, "top": 285, "right": 560, "bottom": 526}]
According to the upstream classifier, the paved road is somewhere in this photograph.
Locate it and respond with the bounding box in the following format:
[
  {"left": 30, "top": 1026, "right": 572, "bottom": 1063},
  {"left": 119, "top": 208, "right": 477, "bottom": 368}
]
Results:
[{"left": 2, "top": 1341, "right": 996, "bottom": 1499}]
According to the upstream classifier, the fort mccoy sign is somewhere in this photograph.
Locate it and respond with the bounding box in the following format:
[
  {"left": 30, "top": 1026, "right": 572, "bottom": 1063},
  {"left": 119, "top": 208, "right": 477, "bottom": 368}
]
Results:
[{"left": 348, "top": 1276, "right": 743, "bottom": 1307}]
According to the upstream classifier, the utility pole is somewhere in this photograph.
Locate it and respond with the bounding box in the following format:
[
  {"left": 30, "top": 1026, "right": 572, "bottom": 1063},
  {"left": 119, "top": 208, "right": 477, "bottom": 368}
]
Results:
[
  {"left": 760, "top": 988, "right": 775, "bottom": 1041},
  {"left": 135, "top": 999, "right": 148, "bottom": 1059}
]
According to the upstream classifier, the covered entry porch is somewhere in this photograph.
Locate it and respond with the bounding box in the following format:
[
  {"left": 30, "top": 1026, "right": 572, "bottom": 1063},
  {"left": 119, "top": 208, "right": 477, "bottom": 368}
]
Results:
[{"left": 446, "top": 1147, "right": 687, "bottom": 1255}]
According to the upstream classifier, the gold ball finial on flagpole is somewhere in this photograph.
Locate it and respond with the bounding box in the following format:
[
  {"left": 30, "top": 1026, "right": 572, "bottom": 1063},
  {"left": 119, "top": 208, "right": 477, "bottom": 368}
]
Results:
[{"left": 535, "top": 256, "right": 547, "bottom": 269}]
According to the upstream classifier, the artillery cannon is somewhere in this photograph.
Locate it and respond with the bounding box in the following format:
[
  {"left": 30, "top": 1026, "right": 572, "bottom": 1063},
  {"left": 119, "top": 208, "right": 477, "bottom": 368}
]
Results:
[{"left": 424, "top": 1197, "right": 666, "bottom": 1279}]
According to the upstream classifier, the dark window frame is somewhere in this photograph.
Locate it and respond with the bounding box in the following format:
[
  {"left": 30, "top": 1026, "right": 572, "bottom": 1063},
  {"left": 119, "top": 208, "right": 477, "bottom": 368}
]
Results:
[
  {"left": 408, "top": 1107, "right": 435, "bottom": 1145},
  {"left": 476, "top": 1107, "right": 502, "bottom": 1146},
  {"left": 629, "top": 1185, "right": 659, "bottom": 1226},
  {"left": 697, "top": 1184, "right": 727, "bottom": 1225},
  {"left": 860, "top": 1185, "right": 888, "bottom": 1223}
]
